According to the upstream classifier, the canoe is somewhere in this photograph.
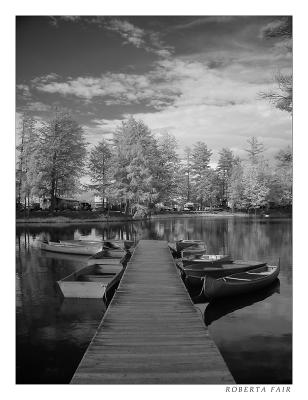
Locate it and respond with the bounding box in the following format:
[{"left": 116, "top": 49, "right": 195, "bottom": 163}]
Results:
[
  {"left": 202, "top": 264, "right": 280, "bottom": 300},
  {"left": 175, "top": 240, "right": 206, "bottom": 253},
  {"left": 203, "top": 280, "right": 280, "bottom": 325},
  {"left": 181, "top": 247, "right": 207, "bottom": 258},
  {"left": 40, "top": 240, "right": 102, "bottom": 255},
  {"left": 57, "top": 264, "right": 124, "bottom": 298},
  {"left": 60, "top": 239, "right": 103, "bottom": 246},
  {"left": 178, "top": 260, "right": 267, "bottom": 291},
  {"left": 182, "top": 254, "right": 233, "bottom": 267}
]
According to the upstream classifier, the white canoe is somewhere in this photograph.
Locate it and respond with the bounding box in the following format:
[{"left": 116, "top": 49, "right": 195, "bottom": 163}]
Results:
[
  {"left": 57, "top": 264, "right": 124, "bottom": 298},
  {"left": 40, "top": 241, "right": 102, "bottom": 255}
]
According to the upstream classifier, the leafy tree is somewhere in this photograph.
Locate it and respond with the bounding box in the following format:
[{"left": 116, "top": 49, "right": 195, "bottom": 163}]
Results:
[
  {"left": 195, "top": 169, "right": 220, "bottom": 209},
  {"left": 88, "top": 139, "right": 113, "bottom": 208},
  {"left": 191, "top": 141, "right": 212, "bottom": 177},
  {"left": 245, "top": 137, "right": 265, "bottom": 164},
  {"left": 269, "top": 146, "right": 292, "bottom": 206},
  {"left": 183, "top": 146, "right": 193, "bottom": 202},
  {"left": 275, "top": 145, "right": 292, "bottom": 167},
  {"left": 156, "top": 132, "right": 180, "bottom": 205},
  {"left": 242, "top": 163, "right": 270, "bottom": 212},
  {"left": 228, "top": 163, "right": 245, "bottom": 211},
  {"left": 112, "top": 117, "right": 160, "bottom": 215},
  {"left": 36, "top": 111, "right": 87, "bottom": 211},
  {"left": 217, "top": 148, "right": 239, "bottom": 205}
]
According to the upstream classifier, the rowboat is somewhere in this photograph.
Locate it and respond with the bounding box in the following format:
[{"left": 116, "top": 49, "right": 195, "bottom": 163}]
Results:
[
  {"left": 182, "top": 254, "right": 233, "bottom": 267},
  {"left": 203, "top": 280, "right": 280, "bottom": 325},
  {"left": 175, "top": 240, "right": 206, "bottom": 253},
  {"left": 178, "top": 260, "right": 267, "bottom": 291},
  {"left": 202, "top": 264, "right": 280, "bottom": 300},
  {"left": 103, "top": 240, "right": 135, "bottom": 250},
  {"left": 181, "top": 247, "right": 207, "bottom": 258},
  {"left": 40, "top": 240, "right": 102, "bottom": 255},
  {"left": 57, "top": 263, "right": 124, "bottom": 298},
  {"left": 87, "top": 249, "right": 130, "bottom": 266}
]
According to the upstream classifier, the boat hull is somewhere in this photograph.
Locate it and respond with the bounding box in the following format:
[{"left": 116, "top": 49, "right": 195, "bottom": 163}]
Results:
[
  {"left": 203, "top": 265, "right": 280, "bottom": 300},
  {"left": 182, "top": 255, "right": 232, "bottom": 267},
  {"left": 40, "top": 241, "right": 102, "bottom": 255},
  {"left": 57, "top": 264, "right": 124, "bottom": 298},
  {"left": 175, "top": 240, "right": 206, "bottom": 253},
  {"left": 180, "top": 261, "right": 267, "bottom": 291}
]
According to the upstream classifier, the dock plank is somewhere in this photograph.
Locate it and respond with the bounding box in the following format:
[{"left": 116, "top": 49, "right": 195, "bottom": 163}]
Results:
[{"left": 71, "top": 240, "right": 234, "bottom": 384}]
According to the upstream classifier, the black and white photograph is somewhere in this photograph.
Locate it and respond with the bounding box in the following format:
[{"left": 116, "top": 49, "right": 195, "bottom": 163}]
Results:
[{"left": 14, "top": 11, "right": 293, "bottom": 387}]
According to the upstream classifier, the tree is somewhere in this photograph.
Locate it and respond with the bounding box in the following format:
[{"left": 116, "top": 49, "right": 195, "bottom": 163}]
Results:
[
  {"left": 36, "top": 111, "right": 87, "bottom": 211},
  {"left": 245, "top": 137, "right": 265, "bottom": 164},
  {"left": 16, "top": 114, "right": 38, "bottom": 212},
  {"left": 183, "top": 146, "right": 192, "bottom": 202},
  {"left": 88, "top": 139, "right": 113, "bottom": 208},
  {"left": 269, "top": 146, "right": 292, "bottom": 206},
  {"left": 259, "top": 17, "right": 292, "bottom": 113},
  {"left": 156, "top": 132, "right": 180, "bottom": 205},
  {"left": 242, "top": 163, "right": 270, "bottom": 212},
  {"left": 191, "top": 141, "right": 212, "bottom": 177},
  {"left": 112, "top": 117, "right": 160, "bottom": 215},
  {"left": 217, "top": 148, "right": 239, "bottom": 205},
  {"left": 275, "top": 145, "right": 292, "bottom": 167},
  {"left": 259, "top": 73, "right": 292, "bottom": 113},
  {"left": 195, "top": 169, "right": 220, "bottom": 209},
  {"left": 228, "top": 162, "right": 245, "bottom": 211}
]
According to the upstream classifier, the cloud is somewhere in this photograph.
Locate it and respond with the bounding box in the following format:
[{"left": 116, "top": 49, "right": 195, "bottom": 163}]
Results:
[
  {"left": 16, "top": 84, "right": 32, "bottom": 100},
  {"left": 48, "top": 16, "right": 173, "bottom": 58},
  {"left": 105, "top": 19, "right": 146, "bottom": 48},
  {"left": 170, "top": 16, "right": 236, "bottom": 30}
]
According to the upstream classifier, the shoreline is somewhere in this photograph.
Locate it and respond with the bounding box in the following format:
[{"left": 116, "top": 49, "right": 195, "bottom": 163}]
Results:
[{"left": 16, "top": 211, "right": 291, "bottom": 225}]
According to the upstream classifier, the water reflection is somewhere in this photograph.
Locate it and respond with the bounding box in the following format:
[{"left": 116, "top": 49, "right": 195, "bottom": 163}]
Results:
[{"left": 16, "top": 216, "right": 292, "bottom": 384}]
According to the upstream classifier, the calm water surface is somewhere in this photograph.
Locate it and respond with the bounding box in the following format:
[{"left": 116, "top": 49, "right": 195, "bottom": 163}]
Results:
[{"left": 16, "top": 216, "right": 292, "bottom": 384}]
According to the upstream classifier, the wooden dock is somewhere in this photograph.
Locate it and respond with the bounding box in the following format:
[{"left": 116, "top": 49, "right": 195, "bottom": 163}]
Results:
[{"left": 71, "top": 240, "right": 234, "bottom": 384}]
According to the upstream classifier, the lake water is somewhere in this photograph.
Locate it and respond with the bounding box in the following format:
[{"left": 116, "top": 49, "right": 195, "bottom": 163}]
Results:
[{"left": 16, "top": 216, "right": 292, "bottom": 384}]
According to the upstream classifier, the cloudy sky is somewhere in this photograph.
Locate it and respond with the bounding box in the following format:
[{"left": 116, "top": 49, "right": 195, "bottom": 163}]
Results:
[{"left": 16, "top": 16, "right": 292, "bottom": 163}]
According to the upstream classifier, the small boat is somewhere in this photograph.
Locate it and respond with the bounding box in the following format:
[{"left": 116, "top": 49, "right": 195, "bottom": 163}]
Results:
[
  {"left": 181, "top": 246, "right": 207, "bottom": 258},
  {"left": 202, "top": 264, "right": 280, "bottom": 300},
  {"left": 182, "top": 254, "right": 232, "bottom": 267},
  {"left": 57, "top": 264, "right": 124, "bottom": 298},
  {"left": 40, "top": 240, "right": 102, "bottom": 255},
  {"left": 178, "top": 260, "right": 267, "bottom": 291},
  {"left": 103, "top": 240, "right": 135, "bottom": 250},
  {"left": 203, "top": 280, "right": 280, "bottom": 325},
  {"left": 60, "top": 239, "right": 103, "bottom": 246},
  {"left": 87, "top": 249, "right": 130, "bottom": 266},
  {"left": 175, "top": 240, "right": 206, "bottom": 253},
  {"left": 101, "top": 247, "right": 128, "bottom": 258}
]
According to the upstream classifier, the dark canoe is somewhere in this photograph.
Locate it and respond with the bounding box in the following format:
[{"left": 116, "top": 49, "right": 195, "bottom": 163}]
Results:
[
  {"left": 182, "top": 254, "right": 233, "bottom": 267},
  {"left": 203, "top": 280, "right": 280, "bottom": 325},
  {"left": 202, "top": 264, "right": 280, "bottom": 300},
  {"left": 175, "top": 240, "right": 206, "bottom": 253},
  {"left": 57, "top": 263, "right": 124, "bottom": 298}
]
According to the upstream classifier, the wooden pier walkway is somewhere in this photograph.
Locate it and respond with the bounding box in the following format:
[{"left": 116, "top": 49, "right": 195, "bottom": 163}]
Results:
[{"left": 71, "top": 240, "right": 234, "bottom": 384}]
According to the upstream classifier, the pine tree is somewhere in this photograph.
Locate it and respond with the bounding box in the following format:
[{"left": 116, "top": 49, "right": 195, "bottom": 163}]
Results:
[{"left": 245, "top": 137, "right": 265, "bottom": 164}]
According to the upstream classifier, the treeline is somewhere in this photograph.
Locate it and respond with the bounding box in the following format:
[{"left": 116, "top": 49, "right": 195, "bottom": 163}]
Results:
[{"left": 16, "top": 111, "right": 292, "bottom": 215}]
